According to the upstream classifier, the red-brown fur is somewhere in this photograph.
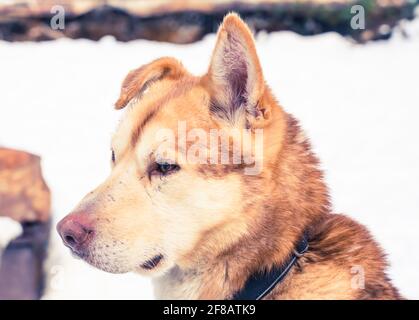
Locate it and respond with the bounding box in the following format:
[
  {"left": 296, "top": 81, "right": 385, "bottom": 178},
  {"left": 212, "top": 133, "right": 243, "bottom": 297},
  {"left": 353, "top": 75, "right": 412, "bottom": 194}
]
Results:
[{"left": 58, "top": 13, "right": 402, "bottom": 300}]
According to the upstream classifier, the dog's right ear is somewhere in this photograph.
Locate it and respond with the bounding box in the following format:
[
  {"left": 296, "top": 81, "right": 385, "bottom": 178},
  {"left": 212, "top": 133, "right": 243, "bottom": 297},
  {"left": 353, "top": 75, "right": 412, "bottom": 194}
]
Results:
[
  {"left": 206, "top": 13, "right": 267, "bottom": 128},
  {"left": 115, "top": 57, "right": 186, "bottom": 109}
]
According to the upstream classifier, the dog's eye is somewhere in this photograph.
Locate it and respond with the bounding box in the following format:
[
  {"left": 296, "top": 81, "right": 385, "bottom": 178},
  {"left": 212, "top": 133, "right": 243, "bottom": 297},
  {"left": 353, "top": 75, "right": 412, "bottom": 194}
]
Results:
[
  {"left": 154, "top": 162, "right": 180, "bottom": 176},
  {"left": 111, "top": 149, "right": 116, "bottom": 163}
]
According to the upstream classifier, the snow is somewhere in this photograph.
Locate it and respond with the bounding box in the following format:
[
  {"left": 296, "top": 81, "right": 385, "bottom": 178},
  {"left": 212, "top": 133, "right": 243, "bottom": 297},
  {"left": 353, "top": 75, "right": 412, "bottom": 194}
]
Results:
[
  {"left": 0, "top": 217, "right": 23, "bottom": 264},
  {"left": 0, "top": 16, "right": 418, "bottom": 299},
  {"left": 0, "top": 217, "right": 22, "bottom": 249}
]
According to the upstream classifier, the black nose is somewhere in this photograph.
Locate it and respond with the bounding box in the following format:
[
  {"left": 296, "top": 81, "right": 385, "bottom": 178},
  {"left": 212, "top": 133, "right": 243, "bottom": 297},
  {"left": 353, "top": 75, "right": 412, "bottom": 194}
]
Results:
[{"left": 57, "top": 214, "right": 94, "bottom": 251}]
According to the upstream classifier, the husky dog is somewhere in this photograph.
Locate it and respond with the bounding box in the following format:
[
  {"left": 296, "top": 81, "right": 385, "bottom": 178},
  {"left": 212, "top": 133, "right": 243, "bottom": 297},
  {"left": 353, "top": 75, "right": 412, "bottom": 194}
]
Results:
[{"left": 58, "top": 13, "right": 401, "bottom": 300}]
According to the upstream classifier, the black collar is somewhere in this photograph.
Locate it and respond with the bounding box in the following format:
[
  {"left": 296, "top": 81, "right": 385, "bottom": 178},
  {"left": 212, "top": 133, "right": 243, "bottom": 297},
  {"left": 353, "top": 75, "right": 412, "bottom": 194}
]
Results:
[{"left": 231, "top": 234, "right": 309, "bottom": 300}]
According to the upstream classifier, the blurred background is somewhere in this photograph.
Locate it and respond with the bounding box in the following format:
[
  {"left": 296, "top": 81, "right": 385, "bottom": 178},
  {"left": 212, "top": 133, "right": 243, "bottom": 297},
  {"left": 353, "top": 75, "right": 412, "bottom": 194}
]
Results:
[{"left": 0, "top": 0, "right": 418, "bottom": 300}]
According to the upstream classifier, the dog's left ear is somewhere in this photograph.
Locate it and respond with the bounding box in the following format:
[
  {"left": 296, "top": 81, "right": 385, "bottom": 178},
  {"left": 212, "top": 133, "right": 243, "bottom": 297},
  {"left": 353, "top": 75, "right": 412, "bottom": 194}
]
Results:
[{"left": 206, "top": 13, "right": 269, "bottom": 127}]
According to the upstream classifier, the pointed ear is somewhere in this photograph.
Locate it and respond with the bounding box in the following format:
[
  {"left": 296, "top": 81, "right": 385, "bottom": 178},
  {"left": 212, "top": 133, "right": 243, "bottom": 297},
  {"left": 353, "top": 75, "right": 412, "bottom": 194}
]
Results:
[
  {"left": 115, "top": 57, "right": 186, "bottom": 109},
  {"left": 207, "top": 13, "right": 267, "bottom": 127}
]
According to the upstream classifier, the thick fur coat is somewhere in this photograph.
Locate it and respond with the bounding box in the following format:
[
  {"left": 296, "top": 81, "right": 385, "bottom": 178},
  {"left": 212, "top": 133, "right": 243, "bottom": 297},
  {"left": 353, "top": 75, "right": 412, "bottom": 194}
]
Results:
[{"left": 58, "top": 13, "right": 401, "bottom": 300}]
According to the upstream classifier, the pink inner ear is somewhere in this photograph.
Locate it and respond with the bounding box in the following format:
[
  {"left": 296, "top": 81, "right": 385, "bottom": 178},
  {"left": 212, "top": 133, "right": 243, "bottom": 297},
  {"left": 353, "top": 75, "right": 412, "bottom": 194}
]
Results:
[{"left": 216, "top": 33, "right": 250, "bottom": 119}]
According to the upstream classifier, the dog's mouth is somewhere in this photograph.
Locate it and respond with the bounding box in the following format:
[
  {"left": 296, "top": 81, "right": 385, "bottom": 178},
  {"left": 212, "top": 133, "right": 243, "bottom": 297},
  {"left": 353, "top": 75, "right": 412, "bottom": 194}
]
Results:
[{"left": 141, "top": 254, "right": 164, "bottom": 270}]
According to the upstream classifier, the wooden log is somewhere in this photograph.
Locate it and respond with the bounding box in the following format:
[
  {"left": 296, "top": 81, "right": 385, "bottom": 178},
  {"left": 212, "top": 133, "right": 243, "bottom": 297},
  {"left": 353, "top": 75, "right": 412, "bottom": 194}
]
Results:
[{"left": 0, "top": 0, "right": 416, "bottom": 43}]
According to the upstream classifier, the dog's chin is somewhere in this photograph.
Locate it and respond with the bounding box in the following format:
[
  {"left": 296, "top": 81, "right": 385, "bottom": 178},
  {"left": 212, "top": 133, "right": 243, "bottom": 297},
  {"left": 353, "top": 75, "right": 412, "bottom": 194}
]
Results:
[
  {"left": 87, "top": 258, "right": 132, "bottom": 274},
  {"left": 69, "top": 246, "right": 172, "bottom": 275},
  {"left": 88, "top": 254, "right": 171, "bottom": 276},
  {"left": 69, "top": 250, "right": 131, "bottom": 274}
]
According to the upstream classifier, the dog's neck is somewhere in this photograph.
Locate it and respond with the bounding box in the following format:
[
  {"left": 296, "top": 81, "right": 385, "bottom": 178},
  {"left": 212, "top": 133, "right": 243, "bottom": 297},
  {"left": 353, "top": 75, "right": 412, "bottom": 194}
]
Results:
[{"left": 153, "top": 114, "right": 330, "bottom": 299}]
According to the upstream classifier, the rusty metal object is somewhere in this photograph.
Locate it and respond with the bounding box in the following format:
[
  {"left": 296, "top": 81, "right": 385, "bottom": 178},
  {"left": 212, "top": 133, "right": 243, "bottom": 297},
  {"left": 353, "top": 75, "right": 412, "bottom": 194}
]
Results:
[{"left": 0, "top": 148, "right": 51, "bottom": 223}]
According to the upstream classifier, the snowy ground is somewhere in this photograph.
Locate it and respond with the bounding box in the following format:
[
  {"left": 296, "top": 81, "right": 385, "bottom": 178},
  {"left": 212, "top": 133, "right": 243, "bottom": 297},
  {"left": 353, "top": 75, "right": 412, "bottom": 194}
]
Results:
[
  {"left": 0, "top": 16, "right": 418, "bottom": 299},
  {"left": 0, "top": 217, "right": 22, "bottom": 262}
]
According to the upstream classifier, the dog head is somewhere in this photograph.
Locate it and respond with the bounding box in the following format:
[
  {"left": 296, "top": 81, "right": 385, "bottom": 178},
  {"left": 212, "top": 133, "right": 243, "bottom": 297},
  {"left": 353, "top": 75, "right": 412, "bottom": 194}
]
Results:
[{"left": 57, "top": 13, "right": 287, "bottom": 276}]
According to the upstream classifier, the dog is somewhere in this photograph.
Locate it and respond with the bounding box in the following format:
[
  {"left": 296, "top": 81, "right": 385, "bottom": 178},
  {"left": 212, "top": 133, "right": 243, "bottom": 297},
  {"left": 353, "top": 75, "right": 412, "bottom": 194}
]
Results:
[{"left": 57, "top": 13, "right": 401, "bottom": 299}]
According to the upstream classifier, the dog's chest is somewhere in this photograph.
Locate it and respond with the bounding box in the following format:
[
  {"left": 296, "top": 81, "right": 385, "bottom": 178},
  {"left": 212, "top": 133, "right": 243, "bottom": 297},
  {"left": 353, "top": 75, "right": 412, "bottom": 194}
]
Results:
[{"left": 153, "top": 266, "right": 203, "bottom": 299}]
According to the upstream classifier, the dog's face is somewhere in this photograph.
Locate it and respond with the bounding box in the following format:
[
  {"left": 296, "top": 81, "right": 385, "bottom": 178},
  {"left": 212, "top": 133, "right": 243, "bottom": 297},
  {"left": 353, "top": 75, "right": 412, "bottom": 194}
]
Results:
[{"left": 57, "top": 13, "right": 283, "bottom": 276}]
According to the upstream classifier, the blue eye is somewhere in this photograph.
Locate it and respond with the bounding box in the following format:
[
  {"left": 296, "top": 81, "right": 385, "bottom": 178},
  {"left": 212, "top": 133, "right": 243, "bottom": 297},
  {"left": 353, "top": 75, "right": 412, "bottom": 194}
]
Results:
[{"left": 155, "top": 162, "right": 180, "bottom": 175}]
